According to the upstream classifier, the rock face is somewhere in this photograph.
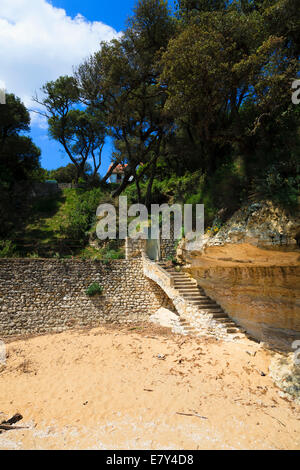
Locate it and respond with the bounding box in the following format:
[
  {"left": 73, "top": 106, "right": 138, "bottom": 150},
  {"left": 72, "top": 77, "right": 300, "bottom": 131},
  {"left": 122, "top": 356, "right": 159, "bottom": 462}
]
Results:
[
  {"left": 206, "top": 201, "right": 300, "bottom": 248},
  {"left": 180, "top": 201, "right": 300, "bottom": 350}
]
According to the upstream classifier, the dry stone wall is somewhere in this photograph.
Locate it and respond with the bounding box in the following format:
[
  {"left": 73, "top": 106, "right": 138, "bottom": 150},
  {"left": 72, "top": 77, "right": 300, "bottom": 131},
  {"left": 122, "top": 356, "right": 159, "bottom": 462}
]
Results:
[{"left": 0, "top": 259, "right": 170, "bottom": 337}]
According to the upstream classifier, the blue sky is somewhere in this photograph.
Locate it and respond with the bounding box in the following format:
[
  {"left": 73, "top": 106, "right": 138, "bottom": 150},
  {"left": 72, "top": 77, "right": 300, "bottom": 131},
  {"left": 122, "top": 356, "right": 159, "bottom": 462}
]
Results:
[
  {"left": 50, "top": 0, "right": 137, "bottom": 32},
  {"left": 0, "top": 0, "right": 175, "bottom": 176},
  {"left": 34, "top": 0, "right": 137, "bottom": 175}
]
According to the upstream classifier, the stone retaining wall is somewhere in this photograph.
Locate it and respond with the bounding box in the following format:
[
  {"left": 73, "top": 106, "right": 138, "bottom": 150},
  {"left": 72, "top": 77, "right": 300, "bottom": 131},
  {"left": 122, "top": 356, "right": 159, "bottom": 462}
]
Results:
[{"left": 0, "top": 259, "right": 170, "bottom": 337}]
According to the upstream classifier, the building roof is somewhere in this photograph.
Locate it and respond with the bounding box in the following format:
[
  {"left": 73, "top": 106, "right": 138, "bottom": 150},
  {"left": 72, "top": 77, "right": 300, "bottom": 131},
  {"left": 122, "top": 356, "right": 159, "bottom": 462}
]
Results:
[{"left": 108, "top": 163, "right": 128, "bottom": 175}]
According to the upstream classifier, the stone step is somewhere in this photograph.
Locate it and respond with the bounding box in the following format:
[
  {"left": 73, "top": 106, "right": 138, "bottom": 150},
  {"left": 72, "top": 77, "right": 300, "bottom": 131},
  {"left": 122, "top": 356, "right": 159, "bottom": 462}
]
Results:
[
  {"left": 212, "top": 313, "right": 228, "bottom": 319},
  {"left": 227, "top": 328, "right": 239, "bottom": 334},
  {"left": 168, "top": 274, "right": 188, "bottom": 277},
  {"left": 176, "top": 285, "right": 202, "bottom": 289},
  {"left": 197, "top": 306, "right": 223, "bottom": 312},
  {"left": 175, "top": 285, "right": 198, "bottom": 289},
  {"left": 221, "top": 321, "right": 237, "bottom": 327},
  {"left": 167, "top": 271, "right": 188, "bottom": 275},
  {"left": 174, "top": 282, "right": 198, "bottom": 286},
  {"left": 164, "top": 268, "right": 184, "bottom": 272},
  {"left": 175, "top": 284, "right": 199, "bottom": 289},
  {"left": 181, "top": 324, "right": 195, "bottom": 329},
  {"left": 183, "top": 294, "right": 215, "bottom": 300},
  {"left": 215, "top": 318, "right": 233, "bottom": 324},
  {"left": 174, "top": 277, "right": 196, "bottom": 280},
  {"left": 186, "top": 301, "right": 219, "bottom": 307},
  {"left": 187, "top": 300, "right": 219, "bottom": 307},
  {"left": 181, "top": 291, "right": 209, "bottom": 295},
  {"left": 178, "top": 292, "right": 207, "bottom": 296},
  {"left": 155, "top": 263, "right": 246, "bottom": 340},
  {"left": 171, "top": 275, "right": 190, "bottom": 278}
]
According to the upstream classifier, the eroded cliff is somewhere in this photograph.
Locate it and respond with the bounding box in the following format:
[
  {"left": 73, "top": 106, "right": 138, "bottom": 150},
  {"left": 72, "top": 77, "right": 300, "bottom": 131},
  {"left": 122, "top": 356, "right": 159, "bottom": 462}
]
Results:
[{"left": 179, "top": 201, "right": 300, "bottom": 350}]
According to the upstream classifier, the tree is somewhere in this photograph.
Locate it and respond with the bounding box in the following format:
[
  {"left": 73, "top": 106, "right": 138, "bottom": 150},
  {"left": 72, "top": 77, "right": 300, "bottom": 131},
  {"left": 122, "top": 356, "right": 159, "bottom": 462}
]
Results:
[
  {"left": 48, "top": 162, "right": 96, "bottom": 184},
  {"left": 177, "top": 0, "right": 228, "bottom": 16},
  {"left": 48, "top": 163, "right": 79, "bottom": 183},
  {"left": 0, "top": 94, "right": 41, "bottom": 189},
  {"left": 35, "top": 76, "right": 108, "bottom": 184},
  {"left": 0, "top": 93, "right": 42, "bottom": 236},
  {"left": 0, "top": 93, "right": 30, "bottom": 154},
  {"left": 160, "top": 7, "right": 298, "bottom": 179},
  {"left": 262, "top": 0, "right": 300, "bottom": 59},
  {"left": 76, "top": 0, "right": 176, "bottom": 201}
]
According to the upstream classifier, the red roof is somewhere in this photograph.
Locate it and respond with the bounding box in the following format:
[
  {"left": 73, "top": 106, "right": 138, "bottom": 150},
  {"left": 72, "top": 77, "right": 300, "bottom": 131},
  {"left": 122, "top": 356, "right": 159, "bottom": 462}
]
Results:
[{"left": 108, "top": 163, "right": 128, "bottom": 174}]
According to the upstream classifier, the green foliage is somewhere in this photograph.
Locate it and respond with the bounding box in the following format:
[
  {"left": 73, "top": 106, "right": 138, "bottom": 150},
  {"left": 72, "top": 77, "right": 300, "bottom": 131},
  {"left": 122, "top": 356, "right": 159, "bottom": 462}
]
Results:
[
  {"left": 0, "top": 240, "right": 18, "bottom": 258},
  {"left": 39, "top": 76, "right": 106, "bottom": 183},
  {"left": 76, "top": 0, "right": 176, "bottom": 198},
  {"left": 48, "top": 164, "right": 78, "bottom": 183},
  {"left": 0, "top": 93, "right": 42, "bottom": 238},
  {"left": 0, "top": 94, "right": 41, "bottom": 188},
  {"left": 32, "top": 196, "right": 60, "bottom": 214},
  {"left": 59, "top": 188, "right": 110, "bottom": 242},
  {"left": 85, "top": 282, "right": 104, "bottom": 297},
  {"left": 103, "top": 249, "right": 124, "bottom": 261},
  {"left": 251, "top": 160, "right": 300, "bottom": 208},
  {"left": 2, "top": 0, "right": 300, "bottom": 254}
]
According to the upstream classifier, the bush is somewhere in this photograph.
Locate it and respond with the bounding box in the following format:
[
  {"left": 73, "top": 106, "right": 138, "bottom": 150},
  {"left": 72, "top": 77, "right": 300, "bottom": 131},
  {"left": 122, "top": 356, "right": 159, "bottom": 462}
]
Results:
[
  {"left": 60, "top": 188, "right": 113, "bottom": 242},
  {"left": 103, "top": 249, "right": 124, "bottom": 261},
  {"left": 0, "top": 240, "right": 18, "bottom": 258},
  {"left": 33, "top": 196, "right": 60, "bottom": 214},
  {"left": 85, "top": 282, "right": 104, "bottom": 297},
  {"left": 250, "top": 160, "right": 300, "bottom": 209}
]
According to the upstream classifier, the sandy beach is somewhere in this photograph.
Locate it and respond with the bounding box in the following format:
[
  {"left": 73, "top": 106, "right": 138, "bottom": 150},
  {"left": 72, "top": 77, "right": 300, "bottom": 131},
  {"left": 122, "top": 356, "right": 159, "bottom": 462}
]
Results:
[{"left": 0, "top": 323, "right": 299, "bottom": 450}]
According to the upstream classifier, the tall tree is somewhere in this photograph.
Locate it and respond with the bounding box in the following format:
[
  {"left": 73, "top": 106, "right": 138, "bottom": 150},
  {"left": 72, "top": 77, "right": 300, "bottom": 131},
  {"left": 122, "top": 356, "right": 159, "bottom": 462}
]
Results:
[
  {"left": 0, "top": 94, "right": 41, "bottom": 189},
  {"left": 0, "top": 93, "right": 42, "bottom": 236},
  {"left": 160, "top": 7, "right": 298, "bottom": 180},
  {"left": 77, "top": 0, "right": 176, "bottom": 200},
  {"left": 35, "top": 76, "right": 108, "bottom": 184}
]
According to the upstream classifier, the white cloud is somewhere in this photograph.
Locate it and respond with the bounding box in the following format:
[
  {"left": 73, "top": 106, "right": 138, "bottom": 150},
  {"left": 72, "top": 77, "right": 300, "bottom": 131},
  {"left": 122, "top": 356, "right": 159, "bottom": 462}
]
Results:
[{"left": 0, "top": 0, "right": 120, "bottom": 123}]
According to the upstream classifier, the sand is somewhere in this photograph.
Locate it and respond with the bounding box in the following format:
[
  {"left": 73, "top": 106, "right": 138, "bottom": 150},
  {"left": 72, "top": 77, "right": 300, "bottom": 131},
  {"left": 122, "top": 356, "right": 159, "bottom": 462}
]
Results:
[{"left": 0, "top": 323, "right": 299, "bottom": 450}]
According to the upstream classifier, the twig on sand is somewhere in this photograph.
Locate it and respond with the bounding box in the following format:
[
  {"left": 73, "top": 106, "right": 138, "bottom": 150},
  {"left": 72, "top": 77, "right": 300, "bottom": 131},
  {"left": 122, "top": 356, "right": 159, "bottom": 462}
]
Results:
[
  {"left": 176, "top": 412, "right": 208, "bottom": 420},
  {"left": 1, "top": 413, "right": 23, "bottom": 426},
  {"left": 0, "top": 424, "right": 29, "bottom": 431},
  {"left": 261, "top": 410, "right": 286, "bottom": 427},
  {"left": 0, "top": 413, "right": 29, "bottom": 433}
]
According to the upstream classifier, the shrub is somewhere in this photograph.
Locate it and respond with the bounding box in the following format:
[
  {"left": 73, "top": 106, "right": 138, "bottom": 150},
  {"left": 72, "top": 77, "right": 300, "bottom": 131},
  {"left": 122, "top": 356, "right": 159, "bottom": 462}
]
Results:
[
  {"left": 85, "top": 283, "right": 104, "bottom": 297},
  {"left": 250, "top": 160, "right": 300, "bottom": 209},
  {"left": 60, "top": 188, "right": 112, "bottom": 242},
  {"left": 33, "top": 196, "right": 59, "bottom": 214},
  {"left": 103, "top": 249, "right": 124, "bottom": 261},
  {"left": 0, "top": 240, "right": 18, "bottom": 258}
]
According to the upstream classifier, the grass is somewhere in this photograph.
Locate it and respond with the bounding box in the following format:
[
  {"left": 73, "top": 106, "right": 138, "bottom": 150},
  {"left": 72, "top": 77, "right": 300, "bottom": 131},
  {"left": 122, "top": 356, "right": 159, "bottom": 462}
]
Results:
[
  {"left": 12, "top": 189, "right": 74, "bottom": 257},
  {"left": 10, "top": 188, "right": 125, "bottom": 259}
]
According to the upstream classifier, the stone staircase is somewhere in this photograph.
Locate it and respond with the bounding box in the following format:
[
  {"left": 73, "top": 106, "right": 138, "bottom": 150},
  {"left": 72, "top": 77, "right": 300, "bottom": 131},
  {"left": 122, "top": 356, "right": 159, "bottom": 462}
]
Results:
[{"left": 157, "top": 262, "right": 246, "bottom": 340}]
